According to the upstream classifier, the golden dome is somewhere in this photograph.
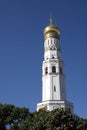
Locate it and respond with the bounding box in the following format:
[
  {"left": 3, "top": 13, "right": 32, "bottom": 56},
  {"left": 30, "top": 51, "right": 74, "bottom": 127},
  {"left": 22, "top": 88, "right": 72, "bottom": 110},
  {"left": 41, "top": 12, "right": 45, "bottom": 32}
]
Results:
[{"left": 44, "top": 18, "right": 60, "bottom": 40}]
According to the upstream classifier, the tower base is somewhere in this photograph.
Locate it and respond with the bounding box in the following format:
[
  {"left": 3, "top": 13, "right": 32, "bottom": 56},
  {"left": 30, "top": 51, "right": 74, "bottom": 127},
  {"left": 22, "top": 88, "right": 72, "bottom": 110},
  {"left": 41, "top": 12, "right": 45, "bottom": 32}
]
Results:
[{"left": 37, "top": 100, "right": 73, "bottom": 113}]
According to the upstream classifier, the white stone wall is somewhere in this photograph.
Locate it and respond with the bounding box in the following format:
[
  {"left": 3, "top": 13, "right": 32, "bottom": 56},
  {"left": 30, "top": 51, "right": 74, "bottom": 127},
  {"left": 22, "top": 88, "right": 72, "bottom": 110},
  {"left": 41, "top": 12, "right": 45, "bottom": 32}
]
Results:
[
  {"left": 42, "top": 56, "right": 66, "bottom": 101},
  {"left": 52, "top": 75, "right": 61, "bottom": 100},
  {"left": 42, "top": 76, "right": 51, "bottom": 101}
]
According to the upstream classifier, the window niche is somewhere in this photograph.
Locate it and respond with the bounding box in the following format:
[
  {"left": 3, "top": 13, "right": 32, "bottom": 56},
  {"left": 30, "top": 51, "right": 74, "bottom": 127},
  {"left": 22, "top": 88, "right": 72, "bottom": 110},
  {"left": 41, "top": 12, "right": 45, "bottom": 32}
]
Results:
[
  {"left": 54, "top": 86, "right": 56, "bottom": 92},
  {"left": 52, "top": 66, "right": 56, "bottom": 73},
  {"left": 52, "top": 55, "right": 55, "bottom": 59},
  {"left": 52, "top": 56, "right": 55, "bottom": 59},
  {"left": 45, "top": 67, "right": 48, "bottom": 74}
]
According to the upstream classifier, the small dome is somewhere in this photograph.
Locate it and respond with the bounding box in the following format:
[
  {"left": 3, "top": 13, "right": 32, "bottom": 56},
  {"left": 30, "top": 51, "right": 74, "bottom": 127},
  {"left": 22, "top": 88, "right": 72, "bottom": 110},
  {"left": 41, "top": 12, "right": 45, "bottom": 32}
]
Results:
[{"left": 44, "top": 18, "right": 60, "bottom": 40}]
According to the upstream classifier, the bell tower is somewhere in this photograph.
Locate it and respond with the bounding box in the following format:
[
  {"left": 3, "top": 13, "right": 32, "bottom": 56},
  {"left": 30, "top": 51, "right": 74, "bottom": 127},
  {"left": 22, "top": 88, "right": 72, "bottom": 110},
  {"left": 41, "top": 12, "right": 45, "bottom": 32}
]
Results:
[{"left": 37, "top": 18, "right": 73, "bottom": 112}]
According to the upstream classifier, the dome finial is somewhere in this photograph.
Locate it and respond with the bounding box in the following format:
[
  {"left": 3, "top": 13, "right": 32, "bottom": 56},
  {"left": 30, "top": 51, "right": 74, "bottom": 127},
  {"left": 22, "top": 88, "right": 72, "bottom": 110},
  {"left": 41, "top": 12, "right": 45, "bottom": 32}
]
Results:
[{"left": 50, "top": 13, "right": 53, "bottom": 25}]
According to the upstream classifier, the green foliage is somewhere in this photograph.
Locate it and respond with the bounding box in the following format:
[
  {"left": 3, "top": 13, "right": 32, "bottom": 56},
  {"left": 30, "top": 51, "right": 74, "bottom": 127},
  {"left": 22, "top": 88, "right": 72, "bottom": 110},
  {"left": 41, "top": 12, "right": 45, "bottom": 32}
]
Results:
[
  {"left": 0, "top": 104, "right": 29, "bottom": 130},
  {"left": 0, "top": 104, "right": 87, "bottom": 130},
  {"left": 0, "top": 104, "right": 15, "bottom": 125},
  {"left": 21, "top": 108, "right": 87, "bottom": 130},
  {"left": 10, "top": 124, "right": 20, "bottom": 130}
]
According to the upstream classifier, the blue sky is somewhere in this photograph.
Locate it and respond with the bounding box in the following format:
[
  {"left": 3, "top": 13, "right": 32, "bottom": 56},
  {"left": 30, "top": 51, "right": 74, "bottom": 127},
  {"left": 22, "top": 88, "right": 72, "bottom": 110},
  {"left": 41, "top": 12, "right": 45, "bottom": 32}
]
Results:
[{"left": 0, "top": 0, "right": 87, "bottom": 118}]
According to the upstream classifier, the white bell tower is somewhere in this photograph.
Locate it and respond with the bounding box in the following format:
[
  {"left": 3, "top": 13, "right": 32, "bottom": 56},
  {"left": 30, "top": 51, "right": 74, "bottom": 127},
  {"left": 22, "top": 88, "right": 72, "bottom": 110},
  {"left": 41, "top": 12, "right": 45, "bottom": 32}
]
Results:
[{"left": 37, "top": 18, "right": 73, "bottom": 112}]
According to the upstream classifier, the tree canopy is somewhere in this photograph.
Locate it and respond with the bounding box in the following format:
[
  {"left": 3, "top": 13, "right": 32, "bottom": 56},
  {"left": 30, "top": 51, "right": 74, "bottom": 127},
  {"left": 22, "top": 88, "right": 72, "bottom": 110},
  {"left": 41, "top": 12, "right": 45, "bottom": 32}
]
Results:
[{"left": 0, "top": 104, "right": 87, "bottom": 130}]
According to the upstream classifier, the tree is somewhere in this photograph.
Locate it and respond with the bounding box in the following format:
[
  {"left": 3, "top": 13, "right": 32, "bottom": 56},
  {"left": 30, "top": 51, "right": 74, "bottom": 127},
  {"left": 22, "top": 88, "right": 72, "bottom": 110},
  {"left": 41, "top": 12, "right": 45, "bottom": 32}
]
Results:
[
  {"left": 10, "top": 124, "right": 20, "bottom": 130},
  {"left": 11, "top": 107, "right": 29, "bottom": 129},
  {"left": 23, "top": 108, "right": 87, "bottom": 130},
  {"left": 0, "top": 104, "right": 29, "bottom": 130},
  {"left": 0, "top": 104, "right": 15, "bottom": 129},
  {"left": 0, "top": 104, "right": 87, "bottom": 130}
]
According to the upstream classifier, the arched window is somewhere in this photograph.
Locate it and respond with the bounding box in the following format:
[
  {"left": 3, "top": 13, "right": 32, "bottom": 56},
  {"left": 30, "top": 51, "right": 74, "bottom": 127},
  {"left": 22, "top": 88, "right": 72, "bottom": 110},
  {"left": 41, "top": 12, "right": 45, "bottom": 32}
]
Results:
[
  {"left": 52, "top": 66, "right": 56, "bottom": 73},
  {"left": 45, "top": 67, "right": 48, "bottom": 74}
]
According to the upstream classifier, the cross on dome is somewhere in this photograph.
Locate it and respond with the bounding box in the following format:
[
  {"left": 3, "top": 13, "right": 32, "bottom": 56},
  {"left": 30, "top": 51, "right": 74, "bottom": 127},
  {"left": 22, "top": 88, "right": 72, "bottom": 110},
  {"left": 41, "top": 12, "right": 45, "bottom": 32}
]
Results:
[{"left": 50, "top": 13, "right": 53, "bottom": 25}]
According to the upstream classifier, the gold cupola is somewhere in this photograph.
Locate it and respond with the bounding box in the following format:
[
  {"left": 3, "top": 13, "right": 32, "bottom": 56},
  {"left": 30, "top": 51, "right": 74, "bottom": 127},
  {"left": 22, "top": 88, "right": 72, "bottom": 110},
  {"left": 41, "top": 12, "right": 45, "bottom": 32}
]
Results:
[{"left": 44, "top": 18, "right": 60, "bottom": 40}]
